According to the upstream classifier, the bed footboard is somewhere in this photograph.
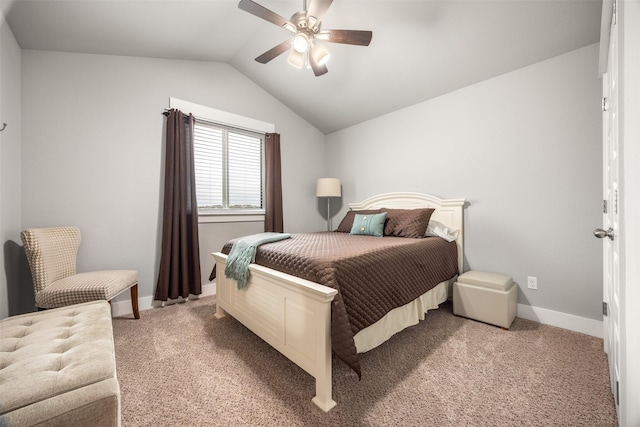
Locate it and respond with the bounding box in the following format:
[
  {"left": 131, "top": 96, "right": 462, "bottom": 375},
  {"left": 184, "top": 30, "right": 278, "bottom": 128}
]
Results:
[{"left": 213, "top": 252, "right": 338, "bottom": 412}]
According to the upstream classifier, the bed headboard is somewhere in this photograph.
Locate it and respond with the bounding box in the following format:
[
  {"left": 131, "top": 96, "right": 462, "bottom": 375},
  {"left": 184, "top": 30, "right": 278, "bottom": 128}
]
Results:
[{"left": 348, "top": 192, "right": 466, "bottom": 273}]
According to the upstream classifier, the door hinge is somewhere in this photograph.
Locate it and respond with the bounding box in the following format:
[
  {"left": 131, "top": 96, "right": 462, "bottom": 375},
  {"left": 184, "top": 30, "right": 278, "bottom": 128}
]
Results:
[
  {"left": 602, "top": 97, "right": 609, "bottom": 111},
  {"left": 603, "top": 301, "right": 608, "bottom": 316},
  {"left": 603, "top": 199, "right": 608, "bottom": 214},
  {"left": 613, "top": 0, "right": 617, "bottom": 25},
  {"left": 616, "top": 380, "right": 619, "bottom": 405},
  {"left": 615, "top": 190, "right": 618, "bottom": 214}
]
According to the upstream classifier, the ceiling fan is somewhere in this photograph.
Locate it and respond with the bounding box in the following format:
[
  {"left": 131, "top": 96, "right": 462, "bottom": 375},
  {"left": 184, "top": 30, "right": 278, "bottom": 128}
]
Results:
[{"left": 238, "top": 0, "right": 372, "bottom": 76}]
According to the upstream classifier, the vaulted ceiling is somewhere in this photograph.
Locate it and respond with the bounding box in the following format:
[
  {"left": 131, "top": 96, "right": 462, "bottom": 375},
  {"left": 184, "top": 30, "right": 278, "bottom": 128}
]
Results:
[{"left": 1, "top": 0, "right": 603, "bottom": 134}]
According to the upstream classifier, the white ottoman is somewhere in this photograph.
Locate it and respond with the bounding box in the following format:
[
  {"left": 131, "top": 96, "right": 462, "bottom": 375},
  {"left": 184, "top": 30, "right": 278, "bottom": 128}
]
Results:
[{"left": 453, "top": 271, "right": 518, "bottom": 329}]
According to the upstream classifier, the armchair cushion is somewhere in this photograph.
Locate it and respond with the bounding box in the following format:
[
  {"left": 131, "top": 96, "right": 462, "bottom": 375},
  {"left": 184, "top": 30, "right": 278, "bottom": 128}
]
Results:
[{"left": 35, "top": 270, "right": 138, "bottom": 309}]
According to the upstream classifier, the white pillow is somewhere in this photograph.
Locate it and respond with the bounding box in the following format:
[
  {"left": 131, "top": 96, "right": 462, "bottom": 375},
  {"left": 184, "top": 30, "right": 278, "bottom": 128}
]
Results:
[{"left": 425, "top": 220, "right": 459, "bottom": 242}]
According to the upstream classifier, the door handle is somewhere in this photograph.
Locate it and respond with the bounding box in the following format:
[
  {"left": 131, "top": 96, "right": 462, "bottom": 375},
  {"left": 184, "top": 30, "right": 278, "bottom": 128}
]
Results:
[{"left": 594, "top": 227, "right": 614, "bottom": 241}]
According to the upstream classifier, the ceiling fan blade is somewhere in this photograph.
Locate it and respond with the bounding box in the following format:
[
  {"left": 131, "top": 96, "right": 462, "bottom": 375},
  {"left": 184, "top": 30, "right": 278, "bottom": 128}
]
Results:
[
  {"left": 322, "top": 30, "right": 372, "bottom": 46},
  {"left": 309, "top": 49, "right": 329, "bottom": 76},
  {"left": 307, "top": 0, "right": 333, "bottom": 21},
  {"left": 255, "top": 40, "right": 291, "bottom": 64},
  {"left": 238, "top": 0, "right": 295, "bottom": 30}
]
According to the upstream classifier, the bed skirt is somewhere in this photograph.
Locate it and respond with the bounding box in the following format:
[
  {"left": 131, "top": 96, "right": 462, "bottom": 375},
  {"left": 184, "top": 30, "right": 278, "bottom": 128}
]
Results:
[{"left": 354, "top": 277, "right": 454, "bottom": 353}]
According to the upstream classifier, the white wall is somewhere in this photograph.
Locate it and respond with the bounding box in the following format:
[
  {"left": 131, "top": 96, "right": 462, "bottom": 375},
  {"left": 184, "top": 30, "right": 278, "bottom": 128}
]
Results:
[
  {"left": 0, "top": 10, "right": 25, "bottom": 318},
  {"left": 19, "top": 50, "right": 326, "bottom": 312},
  {"left": 326, "top": 44, "right": 603, "bottom": 322}
]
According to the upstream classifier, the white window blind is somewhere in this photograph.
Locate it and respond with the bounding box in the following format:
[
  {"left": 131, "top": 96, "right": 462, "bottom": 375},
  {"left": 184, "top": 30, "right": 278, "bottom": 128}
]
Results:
[{"left": 193, "top": 120, "right": 264, "bottom": 213}]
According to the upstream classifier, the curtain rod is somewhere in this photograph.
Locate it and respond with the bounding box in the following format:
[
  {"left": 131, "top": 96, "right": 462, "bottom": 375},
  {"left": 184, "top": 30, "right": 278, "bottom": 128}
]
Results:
[{"left": 161, "top": 109, "right": 267, "bottom": 136}]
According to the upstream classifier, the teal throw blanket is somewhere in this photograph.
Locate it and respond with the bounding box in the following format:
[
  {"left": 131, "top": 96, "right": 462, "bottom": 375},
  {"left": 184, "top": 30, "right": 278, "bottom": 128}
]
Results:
[{"left": 224, "top": 232, "right": 291, "bottom": 289}]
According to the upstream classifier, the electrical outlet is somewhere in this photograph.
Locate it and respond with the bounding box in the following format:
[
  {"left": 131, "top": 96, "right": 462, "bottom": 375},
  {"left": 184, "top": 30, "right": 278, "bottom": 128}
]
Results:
[{"left": 527, "top": 276, "right": 538, "bottom": 290}]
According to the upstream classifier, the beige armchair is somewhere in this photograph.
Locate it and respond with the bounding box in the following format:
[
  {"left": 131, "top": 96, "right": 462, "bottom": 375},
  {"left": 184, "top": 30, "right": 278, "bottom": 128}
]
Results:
[{"left": 21, "top": 226, "right": 140, "bottom": 319}]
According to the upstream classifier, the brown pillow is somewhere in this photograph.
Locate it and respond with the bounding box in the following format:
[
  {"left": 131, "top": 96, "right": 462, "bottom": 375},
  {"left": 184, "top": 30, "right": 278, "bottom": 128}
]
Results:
[
  {"left": 335, "top": 209, "right": 382, "bottom": 233},
  {"left": 382, "top": 208, "right": 435, "bottom": 238}
]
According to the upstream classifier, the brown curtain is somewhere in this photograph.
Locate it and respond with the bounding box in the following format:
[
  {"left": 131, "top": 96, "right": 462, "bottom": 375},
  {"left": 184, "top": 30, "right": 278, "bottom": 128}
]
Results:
[
  {"left": 264, "top": 133, "right": 284, "bottom": 232},
  {"left": 155, "top": 109, "right": 202, "bottom": 301}
]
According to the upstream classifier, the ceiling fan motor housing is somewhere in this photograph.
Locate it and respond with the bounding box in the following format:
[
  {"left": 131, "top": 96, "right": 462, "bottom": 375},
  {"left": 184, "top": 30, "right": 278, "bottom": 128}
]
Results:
[{"left": 290, "top": 11, "right": 320, "bottom": 35}]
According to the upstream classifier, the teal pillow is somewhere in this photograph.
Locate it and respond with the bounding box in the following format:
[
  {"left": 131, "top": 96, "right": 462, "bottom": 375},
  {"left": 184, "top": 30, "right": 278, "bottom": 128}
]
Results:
[{"left": 350, "top": 212, "right": 387, "bottom": 237}]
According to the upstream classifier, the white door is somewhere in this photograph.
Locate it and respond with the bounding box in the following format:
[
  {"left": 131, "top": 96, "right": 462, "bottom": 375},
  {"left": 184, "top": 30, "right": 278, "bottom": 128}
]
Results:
[{"left": 596, "top": 3, "right": 620, "bottom": 416}]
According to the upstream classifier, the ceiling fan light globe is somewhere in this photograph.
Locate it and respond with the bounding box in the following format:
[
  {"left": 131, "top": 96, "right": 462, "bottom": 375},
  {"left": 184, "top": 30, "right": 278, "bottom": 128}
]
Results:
[
  {"left": 293, "top": 34, "right": 309, "bottom": 53},
  {"left": 288, "top": 49, "right": 305, "bottom": 69},
  {"left": 318, "top": 54, "right": 330, "bottom": 66},
  {"left": 312, "top": 44, "right": 330, "bottom": 66}
]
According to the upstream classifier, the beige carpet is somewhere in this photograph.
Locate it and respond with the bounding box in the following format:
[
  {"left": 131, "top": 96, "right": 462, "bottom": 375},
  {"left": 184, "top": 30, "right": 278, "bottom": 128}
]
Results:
[{"left": 113, "top": 297, "right": 617, "bottom": 426}]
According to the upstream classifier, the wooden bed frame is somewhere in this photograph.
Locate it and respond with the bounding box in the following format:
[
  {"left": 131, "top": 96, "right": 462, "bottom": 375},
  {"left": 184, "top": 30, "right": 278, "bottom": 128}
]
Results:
[{"left": 212, "top": 192, "right": 465, "bottom": 412}]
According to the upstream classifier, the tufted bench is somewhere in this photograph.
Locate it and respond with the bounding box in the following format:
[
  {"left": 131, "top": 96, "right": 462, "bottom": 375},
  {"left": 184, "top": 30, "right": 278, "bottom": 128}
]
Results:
[{"left": 0, "top": 301, "right": 120, "bottom": 426}]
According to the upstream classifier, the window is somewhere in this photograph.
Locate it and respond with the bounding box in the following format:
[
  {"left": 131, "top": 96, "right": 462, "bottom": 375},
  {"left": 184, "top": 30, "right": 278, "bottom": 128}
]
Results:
[{"left": 193, "top": 120, "right": 265, "bottom": 214}]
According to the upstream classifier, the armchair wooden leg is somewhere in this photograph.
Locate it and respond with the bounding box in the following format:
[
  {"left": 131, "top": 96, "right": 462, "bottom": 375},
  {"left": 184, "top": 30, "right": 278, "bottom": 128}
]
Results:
[{"left": 130, "top": 284, "right": 140, "bottom": 319}]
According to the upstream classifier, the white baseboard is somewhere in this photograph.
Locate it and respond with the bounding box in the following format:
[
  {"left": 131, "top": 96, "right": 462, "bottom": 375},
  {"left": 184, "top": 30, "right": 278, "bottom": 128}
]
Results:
[
  {"left": 110, "top": 282, "right": 216, "bottom": 318},
  {"left": 112, "top": 284, "right": 602, "bottom": 339},
  {"left": 517, "top": 303, "right": 603, "bottom": 338}
]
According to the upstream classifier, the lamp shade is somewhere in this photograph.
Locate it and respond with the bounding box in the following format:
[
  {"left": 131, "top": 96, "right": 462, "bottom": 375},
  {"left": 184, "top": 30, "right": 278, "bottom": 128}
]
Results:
[{"left": 316, "top": 178, "right": 341, "bottom": 197}]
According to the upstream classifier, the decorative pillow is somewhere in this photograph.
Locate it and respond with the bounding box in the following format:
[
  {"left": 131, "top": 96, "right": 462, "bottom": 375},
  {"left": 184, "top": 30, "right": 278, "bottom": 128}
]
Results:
[
  {"left": 382, "top": 208, "right": 435, "bottom": 238},
  {"left": 335, "top": 209, "right": 382, "bottom": 233},
  {"left": 425, "top": 220, "right": 459, "bottom": 242},
  {"left": 350, "top": 212, "right": 387, "bottom": 237}
]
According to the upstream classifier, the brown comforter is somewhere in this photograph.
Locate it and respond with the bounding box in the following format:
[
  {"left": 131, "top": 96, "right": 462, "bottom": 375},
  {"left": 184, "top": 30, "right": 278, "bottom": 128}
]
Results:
[{"left": 222, "top": 231, "right": 458, "bottom": 377}]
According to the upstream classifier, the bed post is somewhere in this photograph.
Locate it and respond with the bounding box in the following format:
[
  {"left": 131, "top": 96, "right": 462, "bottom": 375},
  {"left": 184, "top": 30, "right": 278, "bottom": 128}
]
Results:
[
  {"left": 214, "top": 304, "right": 226, "bottom": 319},
  {"left": 311, "top": 299, "right": 337, "bottom": 412}
]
